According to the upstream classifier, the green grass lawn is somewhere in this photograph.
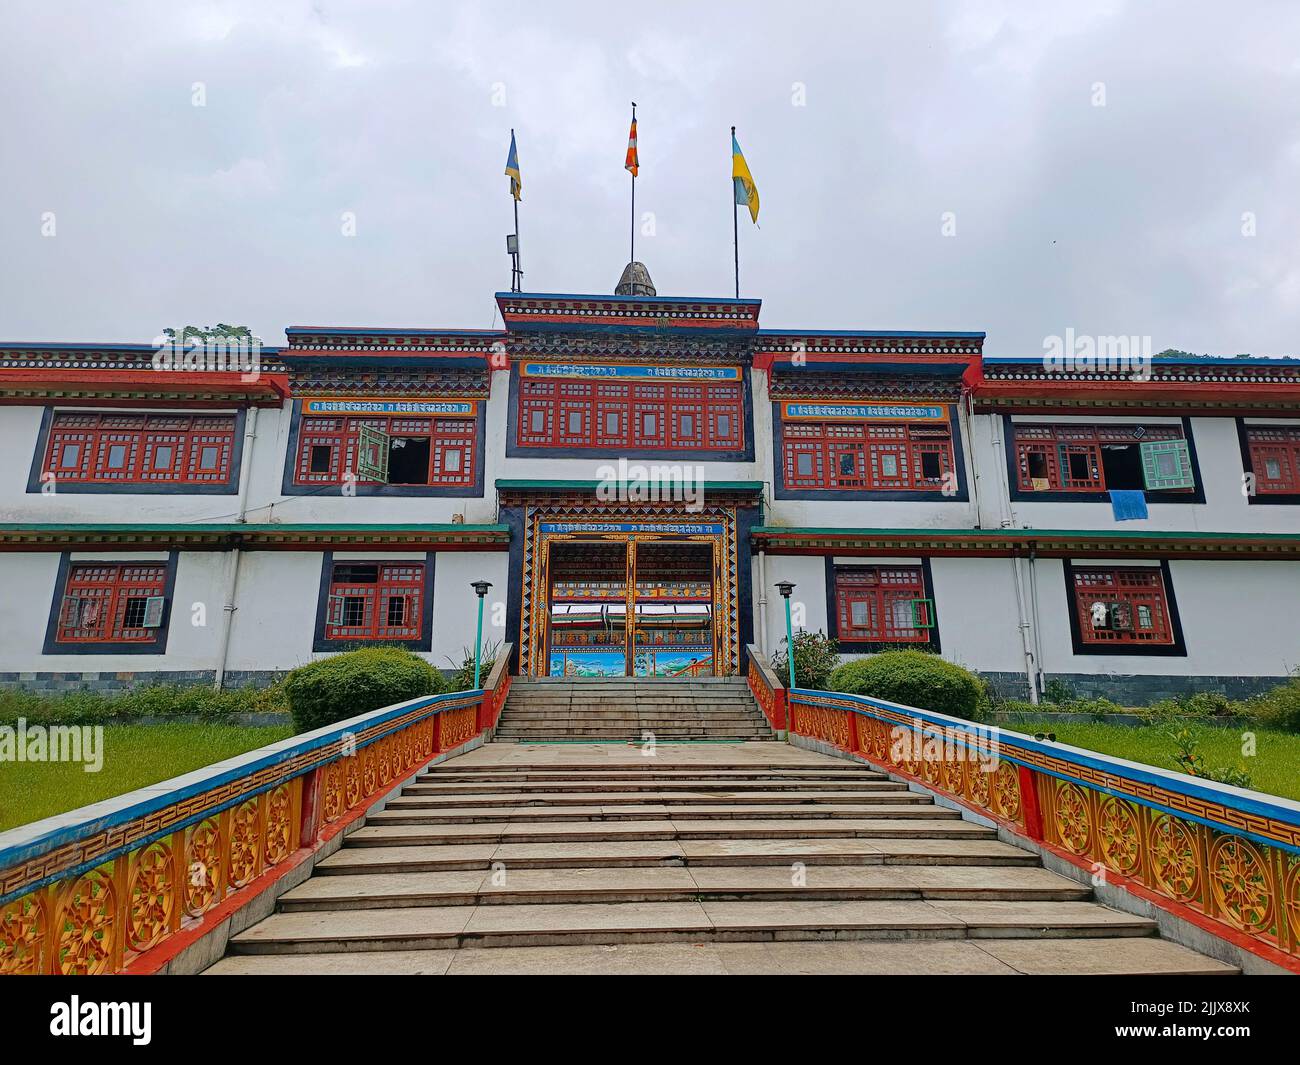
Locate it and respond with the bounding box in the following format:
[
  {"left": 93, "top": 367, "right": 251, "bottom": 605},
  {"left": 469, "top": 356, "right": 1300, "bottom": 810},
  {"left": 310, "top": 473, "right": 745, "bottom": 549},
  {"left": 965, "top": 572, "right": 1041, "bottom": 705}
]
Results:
[
  {"left": 0, "top": 723, "right": 293, "bottom": 833},
  {"left": 1004, "top": 720, "right": 1300, "bottom": 802}
]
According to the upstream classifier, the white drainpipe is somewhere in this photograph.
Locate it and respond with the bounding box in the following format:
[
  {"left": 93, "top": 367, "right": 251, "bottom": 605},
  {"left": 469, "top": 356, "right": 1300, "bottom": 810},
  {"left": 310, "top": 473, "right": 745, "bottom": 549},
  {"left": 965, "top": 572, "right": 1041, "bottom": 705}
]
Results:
[
  {"left": 988, "top": 410, "right": 1039, "bottom": 704},
  {"left": 755, "top": 549, "right": 769, "bottom": 655},
  {"left": 213, "top": 406, "right": 258, "bottom": 691}
]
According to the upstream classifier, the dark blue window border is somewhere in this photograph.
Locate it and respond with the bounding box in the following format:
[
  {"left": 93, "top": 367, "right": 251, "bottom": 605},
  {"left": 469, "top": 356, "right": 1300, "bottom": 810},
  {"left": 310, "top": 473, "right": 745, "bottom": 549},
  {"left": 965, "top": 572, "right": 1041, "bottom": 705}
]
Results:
[
  {"left": 1003, "top": 415, "right": 1205, "bottom": 505},
  {"left": 26, "top": 407, "right": 245, "bottom": 496},
  {"left": 280, "top": 400, "right": 486, "bottom": 498},
  {"left": 772, "top": 402, "right": 969, "bottom": 502},
  {"left": 42, "top": 550, "right": 179, "bottom": 655},
  {"left": 311, "top": 550, "right": 436, "bottom": 653},
  {"left": 1236, "top": 417, "right": 1300, "bottom": 505},
  {"left": 1062, "top": 558, "right": 1187, "bottom": 658},
  {"left": 504, "top": 362, "right": 756, "bottom": 462},
  {"left": 823, "top": 556, "right": 941, "bottom": 654}
]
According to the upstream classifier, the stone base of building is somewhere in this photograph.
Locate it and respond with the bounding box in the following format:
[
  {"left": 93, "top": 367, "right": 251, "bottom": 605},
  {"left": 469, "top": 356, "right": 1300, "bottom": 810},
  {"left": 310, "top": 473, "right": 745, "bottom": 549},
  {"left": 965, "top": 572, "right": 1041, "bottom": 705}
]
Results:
[{"left": 981, "top": 671, "right": 1288, "bottom": 705}]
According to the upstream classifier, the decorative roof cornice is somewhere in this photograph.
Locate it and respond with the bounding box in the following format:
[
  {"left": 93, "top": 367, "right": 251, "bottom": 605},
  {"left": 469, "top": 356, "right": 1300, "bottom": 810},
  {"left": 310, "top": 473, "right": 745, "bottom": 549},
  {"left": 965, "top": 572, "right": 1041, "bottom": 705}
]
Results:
[
  {"left": 974, "top": 356, "right": 1300, "bottom": 414},
  {"left": 0, "top": 523, "right": 511, "bottom": 552},
  {"left": 751, "top": 526, "right": 1300, "bottom": 560},
  {"left": 496, "top": 292, "right": 761, "bottom": 334}
]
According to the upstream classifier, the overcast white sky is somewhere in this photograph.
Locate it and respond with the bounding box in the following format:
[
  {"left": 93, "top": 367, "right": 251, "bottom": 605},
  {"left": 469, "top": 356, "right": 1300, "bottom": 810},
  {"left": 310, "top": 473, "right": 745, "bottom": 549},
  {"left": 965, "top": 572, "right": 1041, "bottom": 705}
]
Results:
[{"left": 2, "top": 1, "right": 1297, "bottom": 355}]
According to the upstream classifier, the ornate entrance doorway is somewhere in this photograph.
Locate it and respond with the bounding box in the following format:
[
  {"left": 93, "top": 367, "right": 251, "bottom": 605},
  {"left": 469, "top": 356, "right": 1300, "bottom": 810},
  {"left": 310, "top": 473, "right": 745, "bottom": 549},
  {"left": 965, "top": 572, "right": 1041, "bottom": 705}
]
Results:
[
  {"left": 545, "top": 540, "right": 716, "bottom": 677},
  {"left": 521, "top": 512, "right": 740, "bottom": 678}
]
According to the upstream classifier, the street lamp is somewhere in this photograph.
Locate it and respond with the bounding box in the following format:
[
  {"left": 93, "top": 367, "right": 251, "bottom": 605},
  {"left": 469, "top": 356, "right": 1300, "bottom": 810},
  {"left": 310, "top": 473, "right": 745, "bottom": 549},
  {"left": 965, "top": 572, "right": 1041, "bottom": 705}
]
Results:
[
  {"left": 775, "top": 580, "right": 796, "bottom": 688},
  {"left": 471, "top": 580, "right": 493, "bottom": 688}
]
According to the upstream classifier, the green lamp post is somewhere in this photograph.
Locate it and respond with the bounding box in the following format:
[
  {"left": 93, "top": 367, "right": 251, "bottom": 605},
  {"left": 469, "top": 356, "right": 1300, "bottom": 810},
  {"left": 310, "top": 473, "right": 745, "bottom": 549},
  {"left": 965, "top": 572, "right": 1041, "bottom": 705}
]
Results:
[
  {"left": 775, "top": 580, "right": 796, "bottom": 688},
  {"left": 471, "top": 580, "right": 493, "bottom": 688}
]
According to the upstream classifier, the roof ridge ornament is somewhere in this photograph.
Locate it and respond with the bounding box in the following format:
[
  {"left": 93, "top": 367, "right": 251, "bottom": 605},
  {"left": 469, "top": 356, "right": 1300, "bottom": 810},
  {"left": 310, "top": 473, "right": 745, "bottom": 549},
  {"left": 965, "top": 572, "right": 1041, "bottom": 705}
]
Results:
[{"left": 615, "top": 261, "right": 656, "bottom": 297}]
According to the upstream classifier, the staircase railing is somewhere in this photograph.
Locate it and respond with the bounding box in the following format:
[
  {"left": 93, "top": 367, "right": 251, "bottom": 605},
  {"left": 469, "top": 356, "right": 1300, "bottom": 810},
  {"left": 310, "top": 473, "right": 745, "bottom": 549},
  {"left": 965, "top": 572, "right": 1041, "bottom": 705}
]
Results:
[
  {"left": 0, "top": 644, "right": 513, "bottom": 977},
  {"left": 744, "top": 644, "right": 787, "bottom": 732},
  {"left": 785, "top": 685, "right": 1300, "bottom": 972}
]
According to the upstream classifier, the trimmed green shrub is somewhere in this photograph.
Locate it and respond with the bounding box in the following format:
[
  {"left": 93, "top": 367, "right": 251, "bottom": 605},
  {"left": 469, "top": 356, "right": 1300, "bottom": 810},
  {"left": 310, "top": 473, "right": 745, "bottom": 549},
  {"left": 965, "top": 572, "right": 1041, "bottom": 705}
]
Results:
[
  {"left": 771, "top": 629, "right": 840, "bottom": 690},
  {"left": 284, "top": 648, "right": 443, "bottom": 734},
  {"left": 828, "top": 650, "right": 984, "bottom": 722}
]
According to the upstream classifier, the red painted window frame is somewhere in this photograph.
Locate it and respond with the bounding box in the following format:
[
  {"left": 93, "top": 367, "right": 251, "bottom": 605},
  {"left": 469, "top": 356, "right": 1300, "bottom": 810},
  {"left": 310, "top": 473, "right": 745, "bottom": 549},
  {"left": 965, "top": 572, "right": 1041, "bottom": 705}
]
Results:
[
  {"left": 323, "top": 562, "right": 426, "bottom": 642},
  {"left": 1072, "top": 566, "right": 1175, "bottom": 647},
  {"left": 514, "top": 379, "right": 744, "bottom": 452},
  {"left": 293, "top": 414, "right": 476, "bottom": 487},
  {"left": 55, "top": 562, "right": 168, "bottom": 644},
  {"left": 1246, "top": 427, "right": 1300, "bottom": 494},
  {"left": 43, "top": 412, "right": 236, "bottom": 486},
  {"left": 782, "top": 420, "right": 955, "bottom": 491},
  {"left": 1013, "top": 423, "right": 1185, "bottom": 493},
  {"left": 833, "top": 566, "right": 932, "bottom": 643}
]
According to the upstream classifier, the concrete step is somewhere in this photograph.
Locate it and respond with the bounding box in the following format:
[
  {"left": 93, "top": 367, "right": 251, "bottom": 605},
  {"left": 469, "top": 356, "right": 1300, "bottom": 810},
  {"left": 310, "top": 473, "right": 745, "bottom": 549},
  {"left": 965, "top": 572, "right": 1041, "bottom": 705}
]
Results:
[
  {"left": 416, "top": 770, "right": 886, "bottom": 784},
  {"left": 345, "top": 817, "right": 997, "bottom": 847},
  {"left": 404, "top": 779, "right": 899, "bottom": 795},
  {"left": 418, "top": 764, "right": 879, "bottom": 776},
  {"left": 388, "top": 790, "right": 925, "bottom": 808},
  {"left": 316, "top": 835, "right": 1043, "bottom": 875},
  {"left": 229, "top": 899, "right": 1157, "bottom": 954},
  {"left": 207, "top": 935, "right": 1238, "bottom": 975},
  {"left": 365, "top": 803, "right": 959, "bottom": 826},
  {"left": 276, "top": 864, "right": 1093, "bottom": 911}
]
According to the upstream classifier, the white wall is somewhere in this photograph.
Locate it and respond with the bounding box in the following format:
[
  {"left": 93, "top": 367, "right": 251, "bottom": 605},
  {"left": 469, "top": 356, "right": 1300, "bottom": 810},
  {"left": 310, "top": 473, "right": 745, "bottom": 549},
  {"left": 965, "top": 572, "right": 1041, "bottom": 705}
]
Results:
[{"left": 1030, "top": 557, "right": 1300, "bottom": 678}]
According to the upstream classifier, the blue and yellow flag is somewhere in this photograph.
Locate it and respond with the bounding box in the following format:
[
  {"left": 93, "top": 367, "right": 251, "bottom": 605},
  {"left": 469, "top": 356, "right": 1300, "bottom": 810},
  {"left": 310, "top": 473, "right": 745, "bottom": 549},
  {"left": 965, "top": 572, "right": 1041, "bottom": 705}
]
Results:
[
  {"left": 732, "top": 134, "right": 759, "bottom": 223},
  {"left": 505, "top": 131, "right": 522, "bottom": 201}
]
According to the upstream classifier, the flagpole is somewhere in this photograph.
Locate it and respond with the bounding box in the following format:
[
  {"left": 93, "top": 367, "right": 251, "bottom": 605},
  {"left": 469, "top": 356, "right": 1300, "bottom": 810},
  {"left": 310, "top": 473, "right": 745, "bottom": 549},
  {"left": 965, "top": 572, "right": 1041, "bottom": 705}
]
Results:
[
  {"left": 731, "top": 126, "right": 739, "bottom": 299},
  {"left": 510, "top": 128, "right": 522, "bottom": 292},
  {"left": 630, "top": 102, "right": 637, "bottom": 264}
]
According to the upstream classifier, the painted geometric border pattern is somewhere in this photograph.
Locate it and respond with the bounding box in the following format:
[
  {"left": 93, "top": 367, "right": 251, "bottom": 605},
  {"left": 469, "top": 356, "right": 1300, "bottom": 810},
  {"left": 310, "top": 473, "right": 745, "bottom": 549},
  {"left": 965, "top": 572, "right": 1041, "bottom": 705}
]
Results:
[{"left": 0, "top": 694, "right": 480, "bottom": 905}]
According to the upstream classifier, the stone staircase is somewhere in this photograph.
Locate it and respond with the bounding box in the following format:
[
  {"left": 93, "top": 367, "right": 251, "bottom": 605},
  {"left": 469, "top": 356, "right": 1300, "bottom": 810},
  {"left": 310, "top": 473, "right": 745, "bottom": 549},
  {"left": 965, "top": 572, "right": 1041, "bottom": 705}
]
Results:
[
  {"left": 208, "top": 744, "right": 1235, "bottom": 975},
  {"left": 493, "top": 677, "right": 775, "bottom": 742}
]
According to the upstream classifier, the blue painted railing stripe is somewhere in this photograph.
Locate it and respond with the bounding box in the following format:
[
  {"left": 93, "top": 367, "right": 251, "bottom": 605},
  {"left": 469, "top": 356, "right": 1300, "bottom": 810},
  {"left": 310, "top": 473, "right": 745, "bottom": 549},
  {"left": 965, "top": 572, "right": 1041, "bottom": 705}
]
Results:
[
  {"left": 0, "top": 689, "right": 485, "bottom": 875},
  {"left": 789, "top": 688, "right": 1300, "bottom": 829}
]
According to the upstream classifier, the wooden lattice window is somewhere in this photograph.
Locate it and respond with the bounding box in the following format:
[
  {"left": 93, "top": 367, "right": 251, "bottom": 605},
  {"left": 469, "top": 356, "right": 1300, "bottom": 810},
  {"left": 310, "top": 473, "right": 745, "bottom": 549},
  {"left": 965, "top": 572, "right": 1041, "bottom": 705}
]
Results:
[
  {"left": 1014, "top": 423, "right": 1192, "bottom": 493},
  {"left": 834, "top": 566, "right": 933, "bottom": 643},
  {"left": 781, "top": 419, "right": 955, "bottom": 491},
  {"left": 1072, "top": 567, "right": 1175, "bottom": 647},
  {"left": 324, "top": 562, "right": 425, "bottom": 642},
  {"left": 293, "top": 413, "right": 476, "bottom": 488},
  {"left": 42, "top": 412, "right": 236, "bottom": 486},
  {"left": 514, "top": 377, "right": 744, "bottom": 451},
  {"left": 1246, "top": 427, "right": 1300, "bottom": 494},
  {"left": 55, "top": 562, "right": 168, "bottom": 644}
]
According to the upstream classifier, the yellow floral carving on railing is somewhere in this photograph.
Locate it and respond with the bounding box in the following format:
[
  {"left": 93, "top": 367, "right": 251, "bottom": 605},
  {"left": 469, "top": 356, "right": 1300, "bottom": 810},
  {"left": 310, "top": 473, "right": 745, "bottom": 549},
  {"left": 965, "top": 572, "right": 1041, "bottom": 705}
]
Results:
[
  {"left": 1039, "top": 776, "right": 1300, "bottom": 955},
  {"left": 0, "top": 707, "right": 448, "bottom": 976},
  {"left": 805, "top": 690, "right": 1300, "bottom": 964}
]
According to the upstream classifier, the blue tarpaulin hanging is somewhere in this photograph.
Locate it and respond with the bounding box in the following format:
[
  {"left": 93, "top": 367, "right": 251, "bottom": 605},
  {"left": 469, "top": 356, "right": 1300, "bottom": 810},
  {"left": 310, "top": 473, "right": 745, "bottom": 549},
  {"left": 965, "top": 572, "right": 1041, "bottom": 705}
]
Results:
[{"left": 1109, "top": 490, "right": 1148, "bottom": 521}]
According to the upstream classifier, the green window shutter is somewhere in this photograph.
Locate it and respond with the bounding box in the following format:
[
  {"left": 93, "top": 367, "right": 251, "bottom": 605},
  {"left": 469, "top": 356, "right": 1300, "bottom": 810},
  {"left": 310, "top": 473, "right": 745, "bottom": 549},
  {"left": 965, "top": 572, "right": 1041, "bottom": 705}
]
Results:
[
  {"left": 142, "top": 596, "right": 167, "bottom": 628},
  {"left": 1140, "top": 439, "right": 1194, "bottom": 490},
  {"left": 357, "top": 425, "right": 390, "bottom": 482},
  {"left": 908, "top": 598, "right": 936, "bottom": 629}
]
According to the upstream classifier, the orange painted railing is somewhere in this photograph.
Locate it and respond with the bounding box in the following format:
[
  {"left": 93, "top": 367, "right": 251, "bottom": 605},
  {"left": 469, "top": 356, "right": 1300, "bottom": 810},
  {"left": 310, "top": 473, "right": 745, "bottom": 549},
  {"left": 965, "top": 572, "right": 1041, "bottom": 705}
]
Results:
[
  {"left": 787, "top": 686, "right": 1300, "bottom": 973},
  {"left": 0, "top": 647, "right": 512, "bottom": 976},
  {"left": 744, "top": 645, "right": 787, "bottom": 731}
]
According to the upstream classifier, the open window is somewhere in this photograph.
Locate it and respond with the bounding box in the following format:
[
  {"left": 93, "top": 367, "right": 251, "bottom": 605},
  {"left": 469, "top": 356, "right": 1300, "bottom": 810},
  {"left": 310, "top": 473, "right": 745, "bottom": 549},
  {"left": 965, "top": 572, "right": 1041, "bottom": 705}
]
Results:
[
  {"left": 321, "top": 561, "right": 426, "bottom": 644},
  {"left": 1014, "top": 423, "right": 1195, "bottom": 495},
  {"left": 1071, "top": 566, "right": 1178, "bottom": 649},
  {"left": 293, "top": 412, "right": 477, "bottom": 489},
  {"left": 52, "top": 562, "right": 169, "bottom": 647}
]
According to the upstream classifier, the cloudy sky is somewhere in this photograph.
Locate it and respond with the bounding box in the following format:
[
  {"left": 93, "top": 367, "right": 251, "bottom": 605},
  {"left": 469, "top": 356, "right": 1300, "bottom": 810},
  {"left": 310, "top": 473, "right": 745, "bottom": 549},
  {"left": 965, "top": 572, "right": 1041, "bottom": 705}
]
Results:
[{"left": 2, "top": 1, "right": 1298, "bottom": 355}]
